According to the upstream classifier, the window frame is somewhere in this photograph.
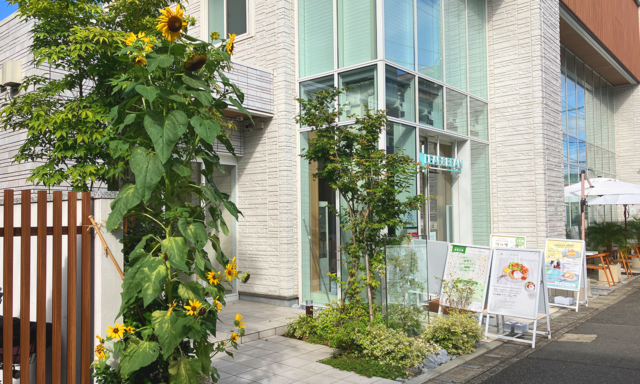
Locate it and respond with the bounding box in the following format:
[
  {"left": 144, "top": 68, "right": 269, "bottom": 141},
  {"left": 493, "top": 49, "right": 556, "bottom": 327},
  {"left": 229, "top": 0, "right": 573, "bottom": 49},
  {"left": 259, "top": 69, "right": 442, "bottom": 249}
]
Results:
[{"left": 204, "top": 0, "right": 255, "bottom": 42}]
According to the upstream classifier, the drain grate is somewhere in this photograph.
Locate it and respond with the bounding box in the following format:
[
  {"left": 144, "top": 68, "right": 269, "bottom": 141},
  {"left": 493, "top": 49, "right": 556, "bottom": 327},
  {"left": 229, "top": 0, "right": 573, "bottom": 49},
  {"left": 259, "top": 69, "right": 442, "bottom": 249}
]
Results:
[
  {"left": 461, "top": 364, "right": 480, "bottom": 369},
  {"left": 433, "top": 378, "right": 454, "bottom": 383},
  {"left": 485, "top": 354, "right": 502, "bottom": 358}
]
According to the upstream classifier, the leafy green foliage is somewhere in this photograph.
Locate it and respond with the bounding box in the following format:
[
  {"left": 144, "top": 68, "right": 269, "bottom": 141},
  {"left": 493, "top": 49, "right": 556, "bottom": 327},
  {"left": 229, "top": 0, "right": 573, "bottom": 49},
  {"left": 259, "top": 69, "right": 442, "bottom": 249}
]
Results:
[
  {"left": 320, "top": 355, "right": 409, "bottom": 380},
  {"left": 421, "top": 313, "right": 483, "bottom": 355},
  {"left": 297, "top": 88, "right": 424, "bottom": 320},
  {"left": 355, "top": 324, "right": 440, "bottom": 368},
  {"left": 586, "top": 221, "right": 628, "bottom": 253}
]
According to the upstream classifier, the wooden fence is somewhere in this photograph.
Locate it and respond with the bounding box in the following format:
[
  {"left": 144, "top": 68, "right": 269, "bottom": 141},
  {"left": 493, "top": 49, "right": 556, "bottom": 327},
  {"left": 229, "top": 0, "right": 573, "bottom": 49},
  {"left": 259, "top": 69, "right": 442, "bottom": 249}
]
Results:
[{"left": 2, "top": 190, "right": 93, "bottom": 384}]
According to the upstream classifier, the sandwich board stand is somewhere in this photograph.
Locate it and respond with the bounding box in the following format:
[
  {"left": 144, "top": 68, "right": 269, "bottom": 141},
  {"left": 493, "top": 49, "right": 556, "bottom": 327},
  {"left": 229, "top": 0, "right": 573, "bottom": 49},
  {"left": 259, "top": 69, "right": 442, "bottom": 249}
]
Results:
[
  {"left": 544, "top": 239, "right": 588, "bottom": 312},
  {"left": 438, "top": 244, "right": 492, "bottom": 324},
  {"left": 484, "top": 248, "right": 551, "bottom": 348}
]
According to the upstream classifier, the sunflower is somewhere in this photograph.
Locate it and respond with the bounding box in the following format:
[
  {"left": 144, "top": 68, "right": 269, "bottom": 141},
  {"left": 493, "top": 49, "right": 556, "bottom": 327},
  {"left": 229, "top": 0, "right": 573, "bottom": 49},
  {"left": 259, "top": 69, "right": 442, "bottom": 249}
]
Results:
[
  {"left": 211, "top": 30, "right": 220, "bottom": 41},
  {"left": 95, "top": 344, "right": 106, "bottom": 360},
  {"left": 106, "top": 323, "right": 125, "bottom": 340},
  {"left": 213, "top": 296, "right": 223, "bottom": 312},
  {"left": 231, "top": 332, "right": 239, "bottom": 343},
  {"left": 125, "top": 31, "right": 153, "bottom": 52},
  {"left": 134, "top": 57, "right": 147, "bottom": 66},
  {"left": 96, "top": 334, "right": 104, "bottom": 344},
  {"left": 167, "top": 300, "right": 177, "bottom": 316},
  {"left": 234, "top": 313, "right": 245, "bottom": 329},
  {"left": 185, "top": 53, "right": 207, "bottom": 72},
  {"left": 126, "top": 326, "right": 135, "bottom": 334},
  {"left": 226, "top": 33, "right": 236, "bottom": 55},
  {"left": 157, "top": 4, "right": 188, "bottom": 42},
  {"left": 206, "top": 270, "right": 220, "bottom": 285},
  {"left": 185, "top": 299, "right": 203, "bottom": 316},
  {"left": 225, "top": 257, "right": 238, "bottom": 280}
]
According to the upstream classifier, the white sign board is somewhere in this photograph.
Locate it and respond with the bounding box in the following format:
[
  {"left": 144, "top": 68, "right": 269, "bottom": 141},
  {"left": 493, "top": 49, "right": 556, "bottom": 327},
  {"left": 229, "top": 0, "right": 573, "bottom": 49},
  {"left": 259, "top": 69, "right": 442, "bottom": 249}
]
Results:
[
  {"left": 544, "top": 239, "right": 586, "bottom": 292},
  {"left": 486, "top": 248, "right": 544, "bottom": 320},
  {"left": 490, "top": 234, "right": 526, "bottom": 249},
  {"left": 440, "top": 244, "right": 492, "bottom": 313}
]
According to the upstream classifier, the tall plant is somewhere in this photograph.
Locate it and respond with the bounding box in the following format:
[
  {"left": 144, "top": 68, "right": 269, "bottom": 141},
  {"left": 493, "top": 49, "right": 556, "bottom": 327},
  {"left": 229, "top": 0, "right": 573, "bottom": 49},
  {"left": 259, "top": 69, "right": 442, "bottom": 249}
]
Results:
[
  {"left": 298, "top": 88, "right": 424, "bottom": 321},
  {"left": 91, "top": 6, "right": 250, "bottom": 383},
  {"left": 585, "top": 221, "right": 628, "bottom": 253}
]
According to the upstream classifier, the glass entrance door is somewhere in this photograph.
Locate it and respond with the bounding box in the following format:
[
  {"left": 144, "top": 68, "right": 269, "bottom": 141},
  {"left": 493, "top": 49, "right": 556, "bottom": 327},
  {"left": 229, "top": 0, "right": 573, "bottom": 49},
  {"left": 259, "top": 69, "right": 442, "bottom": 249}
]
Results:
[{"left": 419, "top": 137, "right": 454, "bottom": 242}]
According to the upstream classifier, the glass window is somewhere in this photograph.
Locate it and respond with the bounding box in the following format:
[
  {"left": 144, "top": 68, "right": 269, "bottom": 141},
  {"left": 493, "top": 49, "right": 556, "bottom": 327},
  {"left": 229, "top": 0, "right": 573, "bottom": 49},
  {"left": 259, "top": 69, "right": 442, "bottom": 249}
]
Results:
[
  {"left": 610, "top": 151, "right": 616, "bottom": 175},
  {"left": 467, "top": 0, "right": 487, "bottom": 99},
  {"left": 300, "top": 132, "right": 339, "bottom": 303},
  {"left": 570, "top": 164, "right": 579, "bottom": 185},
  {"left": 300, "top": 76, "right": 334, "bottom": 100},
  {"left": 561, "top": 48, "right": 567, "bottom": 133},
  {"left": 602, "top": 148, "right": 610, "bottom": 173},
  {"left": 563, "top": 135, "right": 568, "bottom": 162},
  {"left": 209, "top": 0, "right": 248, "bottom": 39},
  {"left": 339, "top": 66, "right": 377, "bottom": 121},
  {"left": 385, "top": 0, "right": 415, "bottom": 70},
  {"left": 299, "top": 0, "right": 334, "bottom": 78},
  {"left": 585, "top": 67, "right": 594, "bottom": 143},
  {"left": 587, "top": 143, "right": 594, "bottom": 169},
  {"left": 578, "top": 140, "right": 586, "bottom": 167},
  {"left": 417, "top": 0, "right": 443, "bottom": 80},
  {"left": 608, "top": 85, "right": 615, "bottom": 152},
  {"left": 444, "top": 0, "right": 467, "bottom": 91},
  {"left": 469, "top": 98, "right": 488, "bottom": 140},
  {"left": 564, "top": 163, "right": 569, "bottom": 186},
  {"left": 446, "top": 89, "right": 467, "bottom": 135},
  {"left": 446, "top": 89, "right": 467, "bottom": 134},
  {"left": 338, "top": 0, "right": 376, "bottom": 68},
  {"left": 566, "top": 51, "right": 577, "bottom": 137},
  {"left": 470, "top": 142, "right": 491, "bottom": 246},
  {"left": 386, "top": 66, "right": 415, "bottom": 122},
  {"left": 595, "top": 146, "right": 602, "bottom": 171},
  {"left": 418, "top": 78, "right": 443, "bottom": 128},
  {"left": 593, "top": 75, "right": 602, "bottom": 147},
  {"left": 600, "top": 79, "right": 609, "bottom": 150},
  {"left": 387, "top": 123, "right": 417, "bottom": 232},
  {"left": 568, "top": 136, "right": 577, "bottom": 163},
  {"left": 576, "top": 60, "right": 585, "bottom": 140}
]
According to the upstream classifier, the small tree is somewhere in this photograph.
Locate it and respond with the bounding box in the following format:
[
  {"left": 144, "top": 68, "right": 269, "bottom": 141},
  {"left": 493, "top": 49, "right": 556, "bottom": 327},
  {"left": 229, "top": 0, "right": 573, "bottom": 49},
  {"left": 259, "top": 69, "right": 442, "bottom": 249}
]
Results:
[{"left": 297, "top": 88, "right": 424, "bottom": 321}]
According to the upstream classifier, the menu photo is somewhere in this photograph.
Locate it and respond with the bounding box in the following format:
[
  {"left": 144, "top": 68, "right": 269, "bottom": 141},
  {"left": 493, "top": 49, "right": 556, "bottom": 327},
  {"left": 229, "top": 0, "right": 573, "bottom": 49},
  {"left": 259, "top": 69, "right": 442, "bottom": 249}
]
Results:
[
  {"left": 544, "top": 239, "right": 585, "bottom": 291},
  {"left": 487, "top": 248, "right": 543, "bottom": 320}
]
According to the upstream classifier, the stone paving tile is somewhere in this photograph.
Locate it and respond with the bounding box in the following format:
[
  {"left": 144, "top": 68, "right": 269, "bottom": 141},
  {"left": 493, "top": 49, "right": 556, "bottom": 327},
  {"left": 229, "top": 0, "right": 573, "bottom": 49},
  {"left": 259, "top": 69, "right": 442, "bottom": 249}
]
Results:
[
  {"left": 280, "top": 356, "right": 317, "bottom": 368},
  {"left": 254, "top": 375, "right": 299, "bottom": 384},
  {"left": 236, "top": 367, "right": 276, "bottom": 381},
  {"left": 298, "top": 375, "right": 341, "bottom": 384}
]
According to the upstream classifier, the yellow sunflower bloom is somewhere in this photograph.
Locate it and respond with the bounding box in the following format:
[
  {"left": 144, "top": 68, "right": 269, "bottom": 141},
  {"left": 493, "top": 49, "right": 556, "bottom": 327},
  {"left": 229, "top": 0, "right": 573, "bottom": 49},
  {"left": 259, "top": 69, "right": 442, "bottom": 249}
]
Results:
[
  {"left": 126, "top": 326, "right": 135, "bottom": 334},
  {"left": 167, "top": 300, "right": 177, "bottom": 316},
  {"left": 226, "top": 33, "right": 236, "bottom": 55},
  {"left": 185, "top": 299, "right": 203, "bottom": 316},
  {"left": 211, "top": 30, "right": 220, "bottom": 41},
  {"left": 225, "top": 257, "right": 239, "bottom": 280},
  {"left": 231, "top": 332, "right": 239, "bottom": 343},
  {"left": 134, "top": 57, "right": 147, "bottom": 66},
  {"left": 206, "top": 270, "right": 220, "bottom": 285},
  {"left": 95, "top": 344, "right": 106, "bottom": 359},
  {"left": 156, "top": 4, "right": 188, "bottom": 42},
  {"left": 213, "top": 296, "right": 223, "bottom": 312},
  {"left": 106, "top": 323, "right": 125, "bottom": 340},
  {"left": 234, "top": 313, "right": 246, "bottom": 329},
  {"left": 96, "top": 334, "right": 104, "bottom": 344},
  {"left": 125, "top": 31, "right": 153, "bottom": 53}
]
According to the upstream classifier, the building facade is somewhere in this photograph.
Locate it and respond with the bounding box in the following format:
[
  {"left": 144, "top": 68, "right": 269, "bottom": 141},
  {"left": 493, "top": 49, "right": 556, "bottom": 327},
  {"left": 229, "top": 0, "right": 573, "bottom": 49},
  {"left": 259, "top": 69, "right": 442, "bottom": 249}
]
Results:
[{"left": 2, "top": 0, "right": 640, "bottom": 307}]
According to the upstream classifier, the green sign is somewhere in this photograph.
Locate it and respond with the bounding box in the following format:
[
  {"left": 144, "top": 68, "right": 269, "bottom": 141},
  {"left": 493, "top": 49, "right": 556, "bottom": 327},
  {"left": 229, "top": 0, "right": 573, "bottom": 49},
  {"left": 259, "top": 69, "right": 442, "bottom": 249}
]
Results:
[{"left": 452, "top": 245, "right": 466, "bottom": 254}]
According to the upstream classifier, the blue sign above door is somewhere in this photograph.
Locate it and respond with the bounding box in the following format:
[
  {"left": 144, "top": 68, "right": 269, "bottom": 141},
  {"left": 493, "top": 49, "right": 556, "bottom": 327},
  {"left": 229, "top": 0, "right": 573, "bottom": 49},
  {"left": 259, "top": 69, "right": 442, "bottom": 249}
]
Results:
[{"left": 419, "top": 153, "right": 463, "bottom": 173}]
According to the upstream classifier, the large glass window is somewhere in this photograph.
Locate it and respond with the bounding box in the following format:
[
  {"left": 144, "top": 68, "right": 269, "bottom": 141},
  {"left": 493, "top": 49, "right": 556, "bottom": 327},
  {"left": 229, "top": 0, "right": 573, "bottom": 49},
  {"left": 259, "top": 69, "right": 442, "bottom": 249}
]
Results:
[
  {"left": 385, "top": 0, "right": 415, "bottom": 70},
  {"left": 299, "top": 0, "right": 334, "bottom": 78},
  {"left": 444, "top": 0, "right": 467, "bottom": 91},
  {"left": 467, "top": 0, "right": 487, "bottom": 99},
  {"left": 386, "top": 66, "right": 415, "bottom": 122},
  {"left": 417, "top": 0, "right": 442, "bottom": 80},
  {"left": 469, "top": 98, "right": 488, "bottom": 140},
  {"left": 339, "top": 66, "right": 377, "bottom": 121},
  {"left": 446, "top": 89, "right": 467, "bottom": 134},
  {"left": 300, "top": 76, "right": 334, "bottom": 100},
  {"left": 338, "top": 0, "right": 376, "bottom": 68},
  {"left": 208, "top": 0, "right": 248, "bottom": 39},
  {"left": 470, "top": 142, "right": 490, "bottom": 246},
  {"left": 301, "top": 132, "right": 339, "bottom": 303},
  {"left": 418, "top": 78, "right": 443, "bottom": 129},
  {"left": 387, "top": 123, "right": 417, "bottom": 233}
]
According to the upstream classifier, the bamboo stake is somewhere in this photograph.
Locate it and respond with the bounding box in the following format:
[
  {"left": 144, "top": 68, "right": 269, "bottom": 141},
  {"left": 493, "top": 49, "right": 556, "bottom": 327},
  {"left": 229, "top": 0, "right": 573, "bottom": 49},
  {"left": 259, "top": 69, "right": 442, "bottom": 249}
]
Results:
[{"left": 88, "top": 215, "right": 124, "bottom": 281}]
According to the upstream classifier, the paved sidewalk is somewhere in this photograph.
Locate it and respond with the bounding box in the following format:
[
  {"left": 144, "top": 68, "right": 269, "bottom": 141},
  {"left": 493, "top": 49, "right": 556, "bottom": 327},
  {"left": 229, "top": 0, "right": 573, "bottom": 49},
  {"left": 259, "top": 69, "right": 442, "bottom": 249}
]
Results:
[{"left": 211, "top": 335, "right": 399, "bottom": 384}]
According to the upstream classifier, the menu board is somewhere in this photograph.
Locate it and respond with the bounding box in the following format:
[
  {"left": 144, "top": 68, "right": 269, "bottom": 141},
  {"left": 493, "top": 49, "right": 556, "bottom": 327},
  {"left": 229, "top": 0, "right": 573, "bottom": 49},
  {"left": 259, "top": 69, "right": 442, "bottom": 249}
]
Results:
[
  {"left": 490, "top": 234, "right": 526, "bottom": 249},
  {"left": 486, "top": 248, "right": 543, "bottom": 320},
  {"left": 544, "top": 239, "right": 585, "bottom": 291},
  {"left": 440, "top": 244, "right": 492, "bottom": 313}
]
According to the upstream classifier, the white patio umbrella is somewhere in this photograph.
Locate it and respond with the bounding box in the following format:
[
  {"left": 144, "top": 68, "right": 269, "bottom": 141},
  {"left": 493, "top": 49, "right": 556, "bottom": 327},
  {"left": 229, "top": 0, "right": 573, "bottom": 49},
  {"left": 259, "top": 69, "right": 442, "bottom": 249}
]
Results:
[
  {"left": 587, "top": 194, "right": 640, "bottom": 228},
  {"left": 564, "top": 177, "right": 640, "bottom": 197},
  {"left": 564, "top": 176, "right": 640, "bottom": 240}
]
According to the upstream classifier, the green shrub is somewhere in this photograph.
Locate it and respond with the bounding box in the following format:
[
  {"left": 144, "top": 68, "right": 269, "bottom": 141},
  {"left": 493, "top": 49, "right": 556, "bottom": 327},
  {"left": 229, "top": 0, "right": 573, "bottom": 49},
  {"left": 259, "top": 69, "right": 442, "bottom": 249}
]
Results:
[
  {"left": 422, "top": 313, "right": 483, "bottom": 355},
  {"left": 387, "top": 304, "right": 426, "bottom": 336},
  {"left": 285, "top": 314, "right": 317, "bottom": 339},
  {"left": 320, "top": 354, "right": 409, "bottom": 379},
  {"left": 355, "top": 324, "right": 440, "bottom": 368}
]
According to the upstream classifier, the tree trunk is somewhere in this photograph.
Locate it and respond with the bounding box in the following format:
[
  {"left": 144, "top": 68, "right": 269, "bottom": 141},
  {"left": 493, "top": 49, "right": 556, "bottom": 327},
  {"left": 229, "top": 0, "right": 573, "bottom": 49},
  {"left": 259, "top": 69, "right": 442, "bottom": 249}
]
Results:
[{"left": 364, "top": 250, "right": 373, "bottom": 322}]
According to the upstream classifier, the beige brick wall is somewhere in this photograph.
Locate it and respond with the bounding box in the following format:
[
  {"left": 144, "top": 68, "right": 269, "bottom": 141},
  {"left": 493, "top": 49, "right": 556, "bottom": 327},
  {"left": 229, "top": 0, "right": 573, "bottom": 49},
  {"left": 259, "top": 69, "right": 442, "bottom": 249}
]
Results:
[{"left": 487, "top": 0, "right": 565, "bottom": 248}]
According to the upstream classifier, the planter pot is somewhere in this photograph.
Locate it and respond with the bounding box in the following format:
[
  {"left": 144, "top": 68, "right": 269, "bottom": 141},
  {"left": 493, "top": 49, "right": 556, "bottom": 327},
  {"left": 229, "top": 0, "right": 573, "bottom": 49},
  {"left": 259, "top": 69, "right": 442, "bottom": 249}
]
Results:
[{"left": 598, "top": 263, "right": 621, "bottom": 283}]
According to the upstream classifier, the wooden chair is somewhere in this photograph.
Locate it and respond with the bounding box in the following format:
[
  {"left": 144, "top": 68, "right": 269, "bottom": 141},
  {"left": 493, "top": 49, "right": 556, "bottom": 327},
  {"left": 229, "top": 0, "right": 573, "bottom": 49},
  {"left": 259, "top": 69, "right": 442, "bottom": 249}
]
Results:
[
  {"left": 586, "top": 253, "right": 615, "bottom": 287},
  {"left": 611, "top": 249, "right": 632, "bottom": 279}
]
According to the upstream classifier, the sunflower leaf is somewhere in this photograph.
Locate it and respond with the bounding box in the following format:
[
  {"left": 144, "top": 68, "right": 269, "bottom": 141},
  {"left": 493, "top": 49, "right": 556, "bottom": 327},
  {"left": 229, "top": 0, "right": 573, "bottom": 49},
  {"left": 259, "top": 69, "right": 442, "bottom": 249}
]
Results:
[
  {"left": 195, "top": 339, "right": 214, "bottom": 375},
  {"left": 107, "top": 183, "right": 142, "bottom": 232},
  {"left": 228, "top": 97, "right": 253, "bottom": 123},
  {"left": 168, "top": 358, "right": 200, "bottom": 384},
  {"left": 131, "top": 147, "right": 167, "bottom": 203},
  {"left": 178, "top": 281, "right": 205, "bottom": 303},
  {"left": 178, "top": 218, "right": 208, "bottom": 249},
  {"left": 139, "top": 256, "right": 168, "bottom": 307},
  {"left": 151, "top": 311, "right": 191, "bottom": 359},
  {"left": 135, "top": 85, "right": 160, "bottom": 103},
  {"left": 146, "top": 53, "right": 174, "bottom": 72},
  {"left": 119, "top": 339, "right": 160, "bottom": 378},
  {"left": 182, "top": 74, "right": 208, "bottom": 90},
  {"left": 191, "top": 116, "right": 221, "bottom": 144},
  {"left": 144, "top": 110, "right": 188, "bottom": 163},
  {"left": 192, "top": 91, "right": 213, "bottom": 106},
  {"left": 161, "top": 237, "right": 189, "bottom": 271}
]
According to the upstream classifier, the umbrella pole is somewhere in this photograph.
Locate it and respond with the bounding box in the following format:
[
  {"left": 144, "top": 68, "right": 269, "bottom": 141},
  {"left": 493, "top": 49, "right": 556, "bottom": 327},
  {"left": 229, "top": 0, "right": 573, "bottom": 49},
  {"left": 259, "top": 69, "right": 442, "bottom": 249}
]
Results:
[
  {"left": 581, "top": 172, "right": 586, "bottom": 241},
  {"left": 624, "top": 205, "right": 628, "bottom": 229}
]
